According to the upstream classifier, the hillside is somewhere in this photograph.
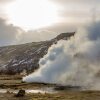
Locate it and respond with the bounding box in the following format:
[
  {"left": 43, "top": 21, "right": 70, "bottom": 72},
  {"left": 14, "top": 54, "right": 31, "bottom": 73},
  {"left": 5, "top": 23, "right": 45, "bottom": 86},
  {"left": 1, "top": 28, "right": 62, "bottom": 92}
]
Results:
[{"left": 0, "top": 32, "right": 75, "bottom": 74}]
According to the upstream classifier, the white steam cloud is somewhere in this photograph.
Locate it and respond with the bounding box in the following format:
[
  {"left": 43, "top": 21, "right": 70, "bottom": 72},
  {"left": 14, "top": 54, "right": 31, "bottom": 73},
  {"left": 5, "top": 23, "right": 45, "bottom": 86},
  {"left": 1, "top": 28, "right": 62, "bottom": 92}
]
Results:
[{"left": 23, "top": 22, "right": 100, "bottom": 90}]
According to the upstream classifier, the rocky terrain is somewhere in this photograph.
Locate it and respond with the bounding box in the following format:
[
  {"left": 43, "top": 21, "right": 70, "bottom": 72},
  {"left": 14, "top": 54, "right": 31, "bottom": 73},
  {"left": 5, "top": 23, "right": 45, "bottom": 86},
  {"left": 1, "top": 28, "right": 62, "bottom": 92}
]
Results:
[{"left": 0, "top": 32, "right": 75, "bottom": 74}]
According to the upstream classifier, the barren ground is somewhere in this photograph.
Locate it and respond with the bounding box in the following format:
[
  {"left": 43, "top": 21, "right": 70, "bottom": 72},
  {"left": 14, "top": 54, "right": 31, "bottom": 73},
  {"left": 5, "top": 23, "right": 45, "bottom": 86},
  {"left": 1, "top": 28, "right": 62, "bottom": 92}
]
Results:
[{"left": 0, "top": 75, "right": 100, "bottom": 100}]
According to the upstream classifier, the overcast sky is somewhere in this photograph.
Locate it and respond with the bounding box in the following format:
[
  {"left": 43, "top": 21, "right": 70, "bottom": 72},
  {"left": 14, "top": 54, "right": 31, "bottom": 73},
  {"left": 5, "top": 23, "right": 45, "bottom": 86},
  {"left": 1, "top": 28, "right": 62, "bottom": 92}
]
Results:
[{"left": 0, "top": 0, "right": 100, "bottom": 46}]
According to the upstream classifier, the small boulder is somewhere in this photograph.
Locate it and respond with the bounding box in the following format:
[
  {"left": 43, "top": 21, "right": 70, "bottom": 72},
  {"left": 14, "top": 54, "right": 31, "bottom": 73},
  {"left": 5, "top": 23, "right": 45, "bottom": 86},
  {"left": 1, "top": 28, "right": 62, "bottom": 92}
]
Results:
[{"left": 15, "top": 89, "right": 25, "bottom": 97}]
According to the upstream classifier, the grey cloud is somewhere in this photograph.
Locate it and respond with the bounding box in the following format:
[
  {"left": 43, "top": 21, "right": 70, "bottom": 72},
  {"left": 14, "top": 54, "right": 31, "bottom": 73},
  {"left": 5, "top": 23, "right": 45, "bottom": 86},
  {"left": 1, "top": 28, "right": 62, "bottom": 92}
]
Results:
[
  {"left": 52, "top": 0, "right": 100, "bottom": 10},
  {"left": 0, "top": 18, "right": 59, "bottom": 46},
  {"left": 0, "top": 17, "right": 82, "bottom": 47},
  {"left": 17, "top": 30, "right": 58, "bottom": 44},
  {"left": 0, "top": 18, "right": 22, "bottom": 46},
  {"left": 44, "top": 23, "right": 79, "bottom": 33},
  {"left": 51, "top": 0, "right": 100, "bottom": 23}
]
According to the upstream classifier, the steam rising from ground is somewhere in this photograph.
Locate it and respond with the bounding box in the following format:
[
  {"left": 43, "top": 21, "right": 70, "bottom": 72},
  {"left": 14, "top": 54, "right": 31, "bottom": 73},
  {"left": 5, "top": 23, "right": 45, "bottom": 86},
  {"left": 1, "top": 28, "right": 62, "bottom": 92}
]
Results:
[{"left": 23, "top": 22, "right": 100, "bottom": 90}]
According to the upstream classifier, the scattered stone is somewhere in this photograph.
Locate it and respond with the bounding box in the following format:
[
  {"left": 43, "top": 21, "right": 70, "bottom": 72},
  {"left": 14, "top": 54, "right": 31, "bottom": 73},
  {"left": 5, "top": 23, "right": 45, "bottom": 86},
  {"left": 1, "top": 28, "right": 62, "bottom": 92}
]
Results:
[{"left": 15, "top": 89, "right": 25, "bottom": 97}]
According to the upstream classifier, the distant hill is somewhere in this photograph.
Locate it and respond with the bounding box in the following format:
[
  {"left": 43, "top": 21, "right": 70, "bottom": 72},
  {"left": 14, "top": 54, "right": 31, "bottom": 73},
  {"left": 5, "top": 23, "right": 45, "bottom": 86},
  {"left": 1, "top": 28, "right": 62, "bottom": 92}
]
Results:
[{"left": 0, "top": 32, "right": 75, "bottom": 74}]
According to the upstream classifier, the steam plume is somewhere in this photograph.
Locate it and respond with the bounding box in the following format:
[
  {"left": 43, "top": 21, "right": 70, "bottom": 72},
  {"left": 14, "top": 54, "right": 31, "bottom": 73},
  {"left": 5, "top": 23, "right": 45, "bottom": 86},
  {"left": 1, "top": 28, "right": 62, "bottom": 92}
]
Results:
[{"left": 23, "top": 22, "right": 100, "bottom": 90}]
